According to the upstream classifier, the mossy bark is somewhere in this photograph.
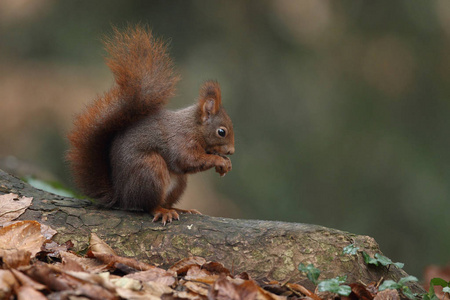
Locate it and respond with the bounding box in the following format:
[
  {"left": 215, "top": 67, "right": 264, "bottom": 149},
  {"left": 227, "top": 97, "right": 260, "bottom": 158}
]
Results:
[{"left": 0, "top": 169, "right": 424, "bottom": 293}]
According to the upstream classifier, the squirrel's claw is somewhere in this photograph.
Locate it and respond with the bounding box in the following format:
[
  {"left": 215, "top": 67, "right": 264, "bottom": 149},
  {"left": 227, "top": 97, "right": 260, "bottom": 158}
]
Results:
[{"left": 152, "top": 207, "right": 180, "bottom": 225}]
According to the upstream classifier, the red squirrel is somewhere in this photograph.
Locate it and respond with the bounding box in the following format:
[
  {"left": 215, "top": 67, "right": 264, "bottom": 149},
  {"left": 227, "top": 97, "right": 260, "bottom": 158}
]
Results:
[{"left": 67, "top": 25, "right": 235, "bottom": 224}]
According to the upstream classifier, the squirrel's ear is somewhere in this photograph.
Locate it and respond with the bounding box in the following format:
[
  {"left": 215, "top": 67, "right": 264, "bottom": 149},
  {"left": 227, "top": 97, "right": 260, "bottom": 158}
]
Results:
[{"left": 199, "top": 81, "right": 221, "bottom": 122}]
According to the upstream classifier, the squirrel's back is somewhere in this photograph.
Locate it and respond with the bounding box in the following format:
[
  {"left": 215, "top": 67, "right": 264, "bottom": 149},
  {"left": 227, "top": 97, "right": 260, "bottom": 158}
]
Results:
[{"left": 67, "top": 25, "right": 179, "bottom": 202}]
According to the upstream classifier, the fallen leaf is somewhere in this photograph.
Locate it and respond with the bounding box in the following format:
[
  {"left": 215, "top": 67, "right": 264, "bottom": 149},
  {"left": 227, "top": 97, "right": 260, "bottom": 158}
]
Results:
[
  {"left": 373, "top": 289, "right": 400, "bottom": 300},
  {"left": 202, "top": 261, "right": 231, "bottom": 276},
  {"left": 184, "top": 265, "right": 220, "bottom": 283},
  {"left": 0, "top": 269, "right": 18, "bottom": 299},
  {"left": 38, "top": 239, "right": 74, "bottom": 259},
  {"left": 89, "top": 233, "right": 116, "bottom": 255},
  {"left": 142, "top": 281, "right": 174, "bottom": 297},
  {"left": 124, "top": 268, "right": 176, "bottom": 286},
  {"left": 15, "top": 285, "right": 47, "bottom": 300},
  {"left": 77, "top": 283, "right": 118, "bottom": 300},
  {"left": 10, "top": 269, "right": 47, "bottom": 290},
  {"left": 260, "top": 282, "right": 291, "bottom": 296},
  {"left": 209, "top": 276, "right": 251, "bottom": 300},
  {"left": 89, "top": 251, "right": 155, "bottom": 272},
  {"left": 184, "top": 280, "right": 210, "bottom": 296},
  {"left": 168, "top": 256, "right": 207, "bottom": 275},
  {"left": 112, "top": 277, "right": 142, "bottom": 290},
  {"left": 25, "top": 262, "right": 73, "bottom": 291},
  {"left": 209, "top": 275, "right": 285, "bottom": 300},
  {"left": 63, "top": 271, "right": 116, "bottom": 292},
  {"left": 60, "top": 251, "right": 107, "bottom": 273},
  {"left": 286, "top": 282, "right": 322, "bottom": 300},
  {"left": 1, "top": 249, "right": 31, "bottom": 268},
  {"left": 235, "top": 272, "right": 251, "bottom": 280},
  {"left": 172, "top": 289, "right": 207, "bottom": 299},
  {"left": 0, "top": 193, "right": 32, "bottom": 223},
  {"left": 116, "top": 287, "right": 161, "bottom": 300},
  {"left": 347, "top": 283, "right": 374, "bottom": 300},
  {"left": 0, "top": 220, "right": 54, "bottom": 258}
]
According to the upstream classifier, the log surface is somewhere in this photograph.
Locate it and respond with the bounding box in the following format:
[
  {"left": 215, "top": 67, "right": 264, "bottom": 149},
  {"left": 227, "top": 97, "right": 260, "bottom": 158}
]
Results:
[{"left": 0, "top": 169, "right": 424, "bottom": 293}]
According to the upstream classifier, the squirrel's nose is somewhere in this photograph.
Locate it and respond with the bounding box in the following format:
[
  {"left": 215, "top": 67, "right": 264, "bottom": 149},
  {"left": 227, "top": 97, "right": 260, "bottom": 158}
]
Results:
[{"left": 227, "top": 146, "right": 235, "bottom": 155}]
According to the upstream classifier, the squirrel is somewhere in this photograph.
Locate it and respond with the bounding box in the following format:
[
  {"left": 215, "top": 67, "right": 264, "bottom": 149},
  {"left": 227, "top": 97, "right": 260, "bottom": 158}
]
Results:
[{"left": 67, "top": 25, "right": 235, "bottom": 225}]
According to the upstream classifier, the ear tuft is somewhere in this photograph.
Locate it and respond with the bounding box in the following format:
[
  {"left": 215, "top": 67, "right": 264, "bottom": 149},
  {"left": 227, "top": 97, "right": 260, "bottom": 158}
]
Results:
[{"left": 199, "top": 80, "right": 221, "bottom": 122}]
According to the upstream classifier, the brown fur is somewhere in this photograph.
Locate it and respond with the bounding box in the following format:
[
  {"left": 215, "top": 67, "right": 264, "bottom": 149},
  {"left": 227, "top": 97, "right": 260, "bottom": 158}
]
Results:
[{"left": 67, "top": 25, "right": 234, "bottom": 216}]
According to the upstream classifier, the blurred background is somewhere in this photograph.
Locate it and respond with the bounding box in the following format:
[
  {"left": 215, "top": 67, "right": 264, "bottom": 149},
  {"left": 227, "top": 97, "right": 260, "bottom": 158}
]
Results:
[{"left": 1, "top": 0, "right": 449, "bottom": 278}]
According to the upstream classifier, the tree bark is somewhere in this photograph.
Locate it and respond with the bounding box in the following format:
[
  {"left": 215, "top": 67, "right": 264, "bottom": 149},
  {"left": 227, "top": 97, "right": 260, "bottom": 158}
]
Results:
[{"left": 0, "top": 169, "right": 424, "bottom": 293}]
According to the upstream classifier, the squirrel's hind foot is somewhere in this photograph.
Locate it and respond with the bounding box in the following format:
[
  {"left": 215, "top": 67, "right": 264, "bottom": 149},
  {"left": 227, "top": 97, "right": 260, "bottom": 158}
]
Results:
[
  {"left": 151, "top": 207, "right": 202, "bottom": 225},
  {"left": 152, "top": 207, "right": 180, "bottom": 225}
]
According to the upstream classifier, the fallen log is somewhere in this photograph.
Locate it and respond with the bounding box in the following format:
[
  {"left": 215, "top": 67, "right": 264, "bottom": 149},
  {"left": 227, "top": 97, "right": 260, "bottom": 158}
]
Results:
[{"left": 0, "top": 169, "right": 424, "bottom": 293}]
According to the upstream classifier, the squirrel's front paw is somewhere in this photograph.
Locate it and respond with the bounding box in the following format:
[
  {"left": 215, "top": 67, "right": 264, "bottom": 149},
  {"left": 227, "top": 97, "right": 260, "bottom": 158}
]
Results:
[{"left": 215, "top": 157, "right": 232, "bottom": 176}]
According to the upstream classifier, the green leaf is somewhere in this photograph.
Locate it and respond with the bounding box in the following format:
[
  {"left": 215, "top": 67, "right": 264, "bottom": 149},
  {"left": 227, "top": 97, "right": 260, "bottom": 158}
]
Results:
[
  {"left": 398, "top": 276, "right": 418, "bottom": 285},
  {"left": 362, "top": 251, "right": 379, "bottom": 266},
  {"left": 343, "top": 244, "right": 359, "bottom": 255},
  {"left": 401, "top": 286, "right": 416, "bottom": 300},
  {"left": 443, "top": 287, "right": 450, "bottom": 293},
  {"left": 24, "top": 176, "right": 77, "bottom": 198},
  {"left": 298, "top": 263, "right": 320, "bottom": 285},
  {"left": 318, "top": 277, "right": 351, "bottom": 296},
  {"left": 430, "top": 277, "right": 449, "bottom": 287},
  {"left": 362, "top": 252, "right": 404, "bottom": 269},
  {"left": 374, "top": 253, "right": 393, "bottom": 266},
  {"left": 337, "top": 285, "right": 352, "bottom": 296},
  {"left": 379, "top": 280, "right": 400, "bottom": 291}
]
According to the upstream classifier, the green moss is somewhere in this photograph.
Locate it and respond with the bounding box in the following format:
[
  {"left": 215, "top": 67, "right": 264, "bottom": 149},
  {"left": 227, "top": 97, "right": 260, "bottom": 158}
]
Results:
[
  {"left": 251, "top": 250, "right": 267, "bottom": 261},
  {"left": 171, "top": 235, "right": 188, "bottom": 250},
  {"left": 191, "top": 246, "right": 210, "bottom": 257},
  {"left": 272, "top": 266, "right": 291, "bottom": 281}
]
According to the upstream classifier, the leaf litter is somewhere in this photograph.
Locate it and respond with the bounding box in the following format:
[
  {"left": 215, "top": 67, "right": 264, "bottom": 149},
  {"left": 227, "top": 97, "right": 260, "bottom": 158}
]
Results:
[{"left": 0, "top": 220, "right": 416, "bottom": 299}]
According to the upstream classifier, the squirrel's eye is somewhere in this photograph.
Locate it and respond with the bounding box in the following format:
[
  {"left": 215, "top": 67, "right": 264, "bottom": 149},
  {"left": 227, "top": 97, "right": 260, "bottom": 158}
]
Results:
[{"left": 217, "top": 127, "right": 227, "bottom": 137}]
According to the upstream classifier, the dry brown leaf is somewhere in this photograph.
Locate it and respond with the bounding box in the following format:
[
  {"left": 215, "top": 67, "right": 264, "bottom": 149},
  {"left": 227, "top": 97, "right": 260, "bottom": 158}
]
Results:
[
  {"left": 0, "top": 220, "right": 54, "bottom": 258},
  {"left": 202, "top": 261, "right": 231, "bottom": 276},
  {"left": 142, "top": 281, "right": 174, "bottom": 297},
  {"left": 184, "top": 264, "right": 220, "bottom": 284},
  {"left": 10, "top": 269, "right": 47, "bottom": 290},
  {"left": 373, "top": 289, "right": 400, "bottom": 300},
  {"left": 77, "top": 283, "right": 119, "bottom": 300},
  {"left": 25, "top": 262, "right": 73, "bottom": 291},
  {"left": 209, "top": 275, "right": 246, "bottom": 300},
  {"left": 173, "top": 289, "right": 208, "bottom": 299},
  {"left": 210, "top": 276, "right": 286, "bottom": 300},
  {"left": 168, "top": 256, "right": 207, "bottom": 275},
  {"left": 0, "top": 269, "right": 18, "bottom": 299},
  {"left": 64, "top": 271, "right": 116, "bottom": 292},
  {"left": 124, "top": 268, "right": 176, "bottom": 286},
  {"left": 89, "top": 251, "right": 155, "bottom": 272},
  {"left": 185, "top": 265, "right": 210, "bottom": 280},
  {"left": 191, "top": 275, "right": 221, "bottom": 285},
  {"left": 39, "top": 239, "right": 74, "bottom": 259},
  {"left": 235, "top": 272, "right": 251, "bottom": 280},
  {"left": 45, "top": 290, "right": 89, "bottom": 299},
  {"left": 348, "top": 283, "right": 374, "bottom": 300},
  {"left": 112, "top": 277, "right": 142, "bottom": 290},
  {"left": 89, "top": 233, "right": 116, "bottom": 255},
  {"left": 0, "top": 193, "right": 32, "bottom": 223},
  {"left": 286, "top": 282, "right": 322, "bottom": 300},
  {"left": 184, "top": 280, "right": 210, "bottom": 296},
  {"left": 15, "top": 285, "right": 47, "bottom": 300},
  {"left": 116, "top": 287, "right": 161, "bottom": 300},
  {"left": 1, "top": 249, "right": 31, "bottom": 268},
  {"left": 60, "top": 251, "right": 107, "bottom": 273}
]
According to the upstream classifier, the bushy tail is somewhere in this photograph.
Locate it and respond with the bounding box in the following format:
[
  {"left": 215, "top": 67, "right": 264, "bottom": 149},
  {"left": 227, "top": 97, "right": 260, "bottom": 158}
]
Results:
[{"left": 67, "top": 25, "right": 179, "bottom": 201}]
